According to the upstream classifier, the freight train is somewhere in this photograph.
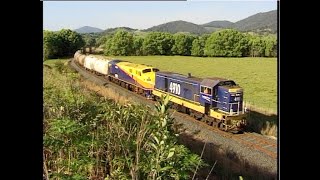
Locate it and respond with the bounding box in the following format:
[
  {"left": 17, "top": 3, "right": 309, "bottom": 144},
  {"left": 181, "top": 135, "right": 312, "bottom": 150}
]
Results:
[{"left": 73, "top": 50, "right": 247, "bottom": 132}]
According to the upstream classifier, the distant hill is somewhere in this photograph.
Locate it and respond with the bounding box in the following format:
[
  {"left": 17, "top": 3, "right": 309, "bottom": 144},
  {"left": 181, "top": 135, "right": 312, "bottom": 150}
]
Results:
[
  {"left": 72, "top": 9, "right": 277, "bottom": 36},
  {"left": 202, "top": 20, "right": 234, "bottom": 28},
  {"left": 74, "top": 26, "right": 103, "bottom": 34},
  {"left": 101, "top": 27, "right": 138, "bottom": 35},
  {"left": 142, "top": 10, "right": 276, "bottom": 35},
  {"left": 144, "top": 20, "right": 208, "bottom": 35},
  {"left": 233, "top": 10, "right": 277, "bottom": 33},
  {"left": 201, "top": 10, "right": 277, "bottom": 34}
]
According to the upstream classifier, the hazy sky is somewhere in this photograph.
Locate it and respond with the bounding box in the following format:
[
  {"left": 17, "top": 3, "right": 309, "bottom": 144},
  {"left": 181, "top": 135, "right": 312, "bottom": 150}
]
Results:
[{"left": 43, "top": 1, "right": 277, "bottom": 31}]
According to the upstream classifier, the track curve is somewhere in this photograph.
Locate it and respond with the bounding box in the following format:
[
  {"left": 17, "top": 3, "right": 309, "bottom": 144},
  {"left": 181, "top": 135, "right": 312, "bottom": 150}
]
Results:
[{"left": 68, "top": 58, "right": 278, "bottom": 176}]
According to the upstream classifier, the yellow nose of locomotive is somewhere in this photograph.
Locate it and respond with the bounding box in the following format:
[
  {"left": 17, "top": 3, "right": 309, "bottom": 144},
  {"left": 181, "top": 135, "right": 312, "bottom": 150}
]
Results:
[{"left": 141, "top": 67, "right": 159, "bottom": 87}]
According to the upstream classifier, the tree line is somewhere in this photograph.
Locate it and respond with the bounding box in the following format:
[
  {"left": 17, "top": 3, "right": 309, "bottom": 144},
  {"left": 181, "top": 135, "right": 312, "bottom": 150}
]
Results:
[
  {"left": 44, "top": 29, "right": 277, "bottom": 59},
  {"left": 103, "top": 29, "right": 277, "bottom": 57}
]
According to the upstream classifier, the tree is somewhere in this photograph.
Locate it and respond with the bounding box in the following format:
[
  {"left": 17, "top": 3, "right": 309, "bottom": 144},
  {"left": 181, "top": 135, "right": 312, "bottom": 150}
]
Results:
[
  {"left": 263, "top": 35, "right": 277, "bottom": 57},
  {"left": 191, "top": 34, "right": 210, "bottom": 57},
  {"left": 103, "top": 37, "right": 113, "bottom": 56},
  {"left": 83, "top": 34, "right": 96, "bottom": 53},
  {"left": 104, "top": 30, "right": 134, "bottom": 56},
  {"left": 143, "top": 32, "right": 174, "bottom": 55},
  {"left": 133, "top": 36, "right": 144, "bottom": 56},
  {"left": 96, "top": 35, "right": 108, "bottom": 48},
  {"left": 58, "top": 29, "right": 85, "bottom": 57},
  {"left": 171, "top": 33, "right": 195, "bottom": 56},
  {"left": 204, "top": 29, "right": 249, "bottom": 57},
  {"left": 43, "top": 30, "right": 59, "bottom": 59},
  {"left": 247, "top": 34, "right": 266, "bottom": 57},
  {"left": 43, "top": 29, "right": 84, "bottom": 59}
]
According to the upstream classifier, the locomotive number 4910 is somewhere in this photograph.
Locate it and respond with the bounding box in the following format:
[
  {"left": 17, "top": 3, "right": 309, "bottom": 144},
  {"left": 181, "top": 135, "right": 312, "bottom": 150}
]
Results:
[{"left": 169, "top": 82, "right": 181, "bottom": 95}]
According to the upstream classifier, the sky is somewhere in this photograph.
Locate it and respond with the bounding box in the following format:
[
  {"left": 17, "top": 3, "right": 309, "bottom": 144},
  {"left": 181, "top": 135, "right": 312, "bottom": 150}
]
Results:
[{"left": 43, "top": 0, "right": 277, "bottom": 31}]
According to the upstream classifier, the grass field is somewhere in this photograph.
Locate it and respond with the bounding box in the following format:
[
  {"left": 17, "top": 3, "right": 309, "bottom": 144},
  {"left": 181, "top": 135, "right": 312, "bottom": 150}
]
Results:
[
  {"left": 44, "top": 56, "right": 277, "bottom": 113},
  {"left": 110, "top": 56, "right": 277, "bottom": 113}
]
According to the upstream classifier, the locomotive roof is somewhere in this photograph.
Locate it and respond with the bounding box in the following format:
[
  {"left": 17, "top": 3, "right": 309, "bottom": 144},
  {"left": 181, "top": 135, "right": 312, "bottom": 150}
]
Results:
[
  {"left": 206, "top": 77, "right": 228, "bottom": 81},
  {"left": 119, "top": 61, "right": 156, "bottom": 71},
  {"left": 157, "top": 71, "right": 203, "bottom": 82},
  {"left": 158, "top": 71, "right": 235, "bottom": 88}
]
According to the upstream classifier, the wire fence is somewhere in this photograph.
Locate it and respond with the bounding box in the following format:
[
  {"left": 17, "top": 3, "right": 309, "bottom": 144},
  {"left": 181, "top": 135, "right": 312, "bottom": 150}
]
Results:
[{"left": 243, "top": 101, "right": 277, "bottom": 116}]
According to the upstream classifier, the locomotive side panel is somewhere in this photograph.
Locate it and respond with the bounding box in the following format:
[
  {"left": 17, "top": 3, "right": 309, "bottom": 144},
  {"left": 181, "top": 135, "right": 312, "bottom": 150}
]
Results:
[
  {"left": 115, "top": 62, "right": 156, "bottom": 89},
  {"left": 154, "top": 72, "right": 205, "bottom": 113},
  {"left": 109, "top": 62, "right": 136, "bottom": 85},
  {"left": 155, "top": 72, "right": 201, "bottom": 102}
]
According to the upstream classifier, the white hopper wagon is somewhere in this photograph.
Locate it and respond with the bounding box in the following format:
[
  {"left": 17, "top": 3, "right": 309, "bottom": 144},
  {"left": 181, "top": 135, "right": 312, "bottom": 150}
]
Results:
[
  {"left": 77, "top": 54, "right": 86, "bottom": 66},
  {"left": 92, "top": 57, "right": 111, "bottom": 75},
  {"left": 74, "top": 50, "right": 81, "bottom": 60},
  {"left": 84, "top": 55, "right": 96, "bottom": 70},
  {"left": 74, "top": 51, "right": 86, "bottom": 66}
]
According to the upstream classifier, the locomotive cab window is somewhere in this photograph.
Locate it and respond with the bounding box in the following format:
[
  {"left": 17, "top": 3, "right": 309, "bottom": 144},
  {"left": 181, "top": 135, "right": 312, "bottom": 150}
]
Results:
[
  {"left": 142, "top": 69, "right": 152, "bottom": 73},
  {"left": 201, "top": 86, "right": 212, "bottom": 95},
  {"left": 153, "top": 68, "right": 159, "bottom": 72}
]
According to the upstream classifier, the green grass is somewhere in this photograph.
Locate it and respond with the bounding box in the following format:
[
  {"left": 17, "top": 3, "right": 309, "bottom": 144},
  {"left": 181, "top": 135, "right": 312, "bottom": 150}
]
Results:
[
  {"left": 43, "top": 59, "right": 69, "bottom": 67},
  {"left": 110, "top": 56, "right": 277, "bottom": 113}
]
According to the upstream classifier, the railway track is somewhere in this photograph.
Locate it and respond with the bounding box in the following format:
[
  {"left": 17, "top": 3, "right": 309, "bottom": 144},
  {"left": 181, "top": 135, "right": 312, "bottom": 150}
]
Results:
[
  {"left": 232, "top": 133, "right": 277, "bottom": 159},
  {"left": 173, "top": 111, "right": 277, "bottom": 160},
  {"left": 68, "top": 58, "right": 278, "bottom": 174}
]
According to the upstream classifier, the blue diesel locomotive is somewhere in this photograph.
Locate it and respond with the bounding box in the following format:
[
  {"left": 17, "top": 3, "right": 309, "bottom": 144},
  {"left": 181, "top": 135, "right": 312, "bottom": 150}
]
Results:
[{"left": 152, "top": 71, "right": 246, "bottom": 132}]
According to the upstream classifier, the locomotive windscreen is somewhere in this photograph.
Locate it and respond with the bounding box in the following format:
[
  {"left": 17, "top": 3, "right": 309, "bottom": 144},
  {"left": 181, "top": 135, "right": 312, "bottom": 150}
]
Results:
[
  {"left": 142, "top": 69, "right": 152, "bottom": 73},
  {"left": 218, "top": 81, "right": 236, "bottom": 86}
]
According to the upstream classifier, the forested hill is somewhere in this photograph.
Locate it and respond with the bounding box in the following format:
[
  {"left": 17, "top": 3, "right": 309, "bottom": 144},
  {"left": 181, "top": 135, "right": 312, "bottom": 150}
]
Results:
[
  {"left": 101, "top": 27, "right": 138, "bottom": 35},
  {"left": 145, "top": 10, "right": 277, "bottom": 34},
  {"left": 233, "top": 10, "right": 277, "bottom": 33},
  {"left": 73, "top": 9, "right": 277, "bottom": 35},
  {"left": 143, "top": 20, "right": 208, "bottom": 35},
  {"left": 201, "top": 20, "right": 234, "bottom": 28},
  {"left": 74, "top": 26, "right": 103, "bottom": 34}
]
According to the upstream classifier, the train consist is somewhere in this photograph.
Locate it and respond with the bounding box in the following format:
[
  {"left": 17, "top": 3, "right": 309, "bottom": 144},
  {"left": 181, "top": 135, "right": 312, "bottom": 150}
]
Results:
[{"left": 73, "top": 50, "right": 247, "bottom": 132}]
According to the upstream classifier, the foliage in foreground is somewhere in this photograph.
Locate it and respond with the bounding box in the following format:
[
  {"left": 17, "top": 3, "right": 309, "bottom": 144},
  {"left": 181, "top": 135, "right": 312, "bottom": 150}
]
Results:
[{"left": 43, "top": 64, "right": 206, "bottom": 180}]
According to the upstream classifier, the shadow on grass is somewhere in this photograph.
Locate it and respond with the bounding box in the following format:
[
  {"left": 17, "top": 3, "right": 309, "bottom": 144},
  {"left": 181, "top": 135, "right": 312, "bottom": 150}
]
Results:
[
  {"left": 246, "top": 110, "right": 278, "bottom": 137},
  {"left": 178, "top": 133, "right": 277, "bottom": 180}
]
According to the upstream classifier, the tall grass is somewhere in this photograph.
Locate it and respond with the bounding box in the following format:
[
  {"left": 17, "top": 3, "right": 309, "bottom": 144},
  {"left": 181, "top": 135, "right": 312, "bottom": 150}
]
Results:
[{"left": 43, "top": 63, "right": 207, "bottom": 179}]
